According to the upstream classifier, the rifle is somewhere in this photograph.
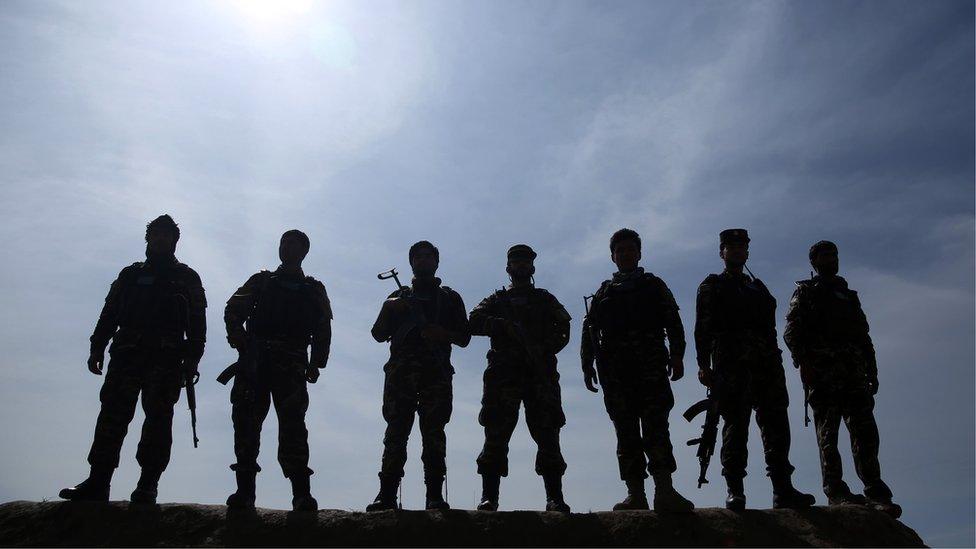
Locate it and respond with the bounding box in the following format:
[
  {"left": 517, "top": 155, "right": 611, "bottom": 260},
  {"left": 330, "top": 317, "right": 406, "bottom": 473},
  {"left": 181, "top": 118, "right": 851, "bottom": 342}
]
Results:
[
  {"left": 378, "top": 268, "right": 429, "bottom": 347},
  {"left": 803, "top": 386, "right": 810, "bottom": 427},
  {"left": 176, "top": 294, "right": 200, "bottom": 448},
  {"left": 683, "top": 372, "right": 722, "bottom": 489}
]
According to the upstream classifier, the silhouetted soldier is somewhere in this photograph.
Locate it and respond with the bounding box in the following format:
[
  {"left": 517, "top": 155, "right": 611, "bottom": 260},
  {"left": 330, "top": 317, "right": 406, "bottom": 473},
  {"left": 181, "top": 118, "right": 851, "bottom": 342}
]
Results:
[
  {"left": 581, "top": 229, "right": 695, "bottom": 512},
  {"left": 367, "top": 241, "right": 470, "bottom": 511},
  {"left": 784, "top": 240, "right": 901, "bottom": 518},
  {"left": 694, "top": 229, "right": 815, "bottom": 510},
  {"left": 60, "top": 215, "right": 207, "bottom": 504},
  {"left": 222, "top": 230, "right": 331, "bottom": 512},
  {"left": 469, "top": 244, "right": 572, "bottom": 513}
]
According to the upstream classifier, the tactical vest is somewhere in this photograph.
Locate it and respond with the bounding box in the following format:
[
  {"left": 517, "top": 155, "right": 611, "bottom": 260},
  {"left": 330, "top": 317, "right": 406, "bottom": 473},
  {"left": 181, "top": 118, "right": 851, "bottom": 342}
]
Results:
[
  {"left": 801, "top": 281, "right": 865, "bottom": 345},
  {"left": 710, "top": 274, "right": 776, "bottom": 336},
  {"left": 592, "top": 274, "right": 668, "bottom": 339},
  {"left": 494, "top": 287, "right": 555, "bottom": 346},
  {"left": 246, "top": 274, "right": 322, "bottom": 346},
  {"left": 116, "top": 262, "right": 189, "bottom": 336}
]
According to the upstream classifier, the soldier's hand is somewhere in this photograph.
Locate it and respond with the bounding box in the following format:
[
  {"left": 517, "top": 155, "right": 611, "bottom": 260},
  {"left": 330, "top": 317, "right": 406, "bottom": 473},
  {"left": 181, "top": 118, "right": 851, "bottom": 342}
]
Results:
[
  {"left": 228, "top": 332, "right": 247, "bottom": 351},
  {"left": 87, "top": 352, "right": 104, "bottom": 375},
  {"left": 306, "top": 365, "right": 321, "bottom": 384},
  {"left": 421, "top": 324, "right": 451, "bottom": 344},
  {"left": 698, "top": 367, "right": 712, "bottom": 388},
  {"left": 668, "top": 356, "right": 685, "bottom": 381},
  {"left": 868, "top": 377, "right": 879, "bottom": 395},
  {"left": 583, "top": 363, "right": 600, "bottom": 393},
  {"left": 384, "top": 297, "right": 411, "bottom": 313}
]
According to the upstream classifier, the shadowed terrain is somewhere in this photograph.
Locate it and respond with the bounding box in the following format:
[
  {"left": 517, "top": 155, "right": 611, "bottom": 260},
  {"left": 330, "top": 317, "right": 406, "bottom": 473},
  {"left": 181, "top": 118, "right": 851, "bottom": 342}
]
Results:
[{"left": 0, "top": 500, "right": 925, "bottom": 547}]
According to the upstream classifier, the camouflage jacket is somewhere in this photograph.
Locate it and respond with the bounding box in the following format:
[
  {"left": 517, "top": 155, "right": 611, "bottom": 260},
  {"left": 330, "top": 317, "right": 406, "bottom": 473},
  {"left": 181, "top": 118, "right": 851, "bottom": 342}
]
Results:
[
  {"left": 225, "top": 266, "right": 332, "bottom": 369},
  {"left": 580, "top": 268, "right": 685, "bottom": 366},
  {"left": 371, "top": 277, "right": 470, "bottom": 362},
  {"left": 470, "top": 285, "right": 571, "bottom": 364},
  {"left": 90, "top": 256, "right": 207, "bottom": 361},
  {"left": 694, "top": 269, "right": 781, "bottom": 373},
  {"left": 784, "top": 275, "right": 877, "bottom": 383}
]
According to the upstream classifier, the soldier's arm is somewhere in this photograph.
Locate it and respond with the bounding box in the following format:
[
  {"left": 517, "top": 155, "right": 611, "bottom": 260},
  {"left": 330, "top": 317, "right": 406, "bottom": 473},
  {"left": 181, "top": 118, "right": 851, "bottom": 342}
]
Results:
[
  {"left": 694, "top": 280, "right": 715, "bottom": 371},
  {"left": 224, "top": 272, "right": 265, "bottom": 348},
  {"left": 446, "top": 290, "right": 472, "bottom": 347},
  {"left": 309, "top": 281, "right": 333, "bottom": 368},
  {"left": 852, "top": 294, "right": 878, "bottom": 379},
  {"left": 658, "top": 280, "right": 686, "bottom": 360},
  {"left": 183, "top": 268, "right": 208, "bottom": 364},
  {"left": 89, "top": 268, "right": 128, "bottom": 355},
  {"left": 545, "top": 293, "right": 572, "bottom": 355},
  {"left": 783, "top": 286, "right": 810, "bottom": 367},
  {"left": 468, "top": 294, "right": 500, "bottom": 337},
  {"left": 370, "top": 290, "right": 400, "bottom": 342},
  {"left": 580, "top": 314, "right": 595, "bottom": 368}
]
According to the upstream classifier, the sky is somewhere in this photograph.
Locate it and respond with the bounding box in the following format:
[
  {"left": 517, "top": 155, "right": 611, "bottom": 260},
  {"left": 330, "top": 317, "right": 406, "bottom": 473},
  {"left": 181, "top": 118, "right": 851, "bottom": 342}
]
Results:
[{"left": 0, "top": 0, "right": 973, "bottom": 545}]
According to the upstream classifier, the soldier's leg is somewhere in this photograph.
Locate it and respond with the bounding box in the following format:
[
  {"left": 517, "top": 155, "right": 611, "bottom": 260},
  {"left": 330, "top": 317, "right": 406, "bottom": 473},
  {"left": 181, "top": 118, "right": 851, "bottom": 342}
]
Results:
[
  {"left": 755, "top": 368, "right": 814, "bottom": 508},
  {"left": 524, "top": 379, "right": 569, "bottom": 512},
  {"left": 720, "top": 401, "right": 751, "bottom": 510},
  {"left": 62, "top": 356, "right": 141, "bottom": 500},
  {"left": 271, "top": 367, "right": 316, "bottom": 511},
  {"left": 134, "top": 359, "right": 183, "bottom": 472},
  {"left": 476, "top": 374, "right": 521, "bottom": 479},
  {"left": 230, "top": 374, "right": 272, "bottom": 475},
  {"left": 844, "top": 393, "right": 892, "bottom": 500},
  {"left": 811, "top": 395, "right": 849, "bottom": 499},
  {"left": 639, "top": 371, "right": 693, "bottom": 512},
  {"left": 131, "top": 358, "right": 183, "bottom": 503},
  {"left": 379, "top": 369, "right": 418, "bottom": 481},
  {"left": 418, "top": 373, "right": 453, "bottom": 509}
]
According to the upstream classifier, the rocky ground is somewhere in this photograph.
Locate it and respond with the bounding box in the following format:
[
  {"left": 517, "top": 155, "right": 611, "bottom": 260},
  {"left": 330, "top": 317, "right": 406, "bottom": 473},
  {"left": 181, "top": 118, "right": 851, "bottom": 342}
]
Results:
[{"left": 0, "top": 500, "right": 926, "bottom": 547}]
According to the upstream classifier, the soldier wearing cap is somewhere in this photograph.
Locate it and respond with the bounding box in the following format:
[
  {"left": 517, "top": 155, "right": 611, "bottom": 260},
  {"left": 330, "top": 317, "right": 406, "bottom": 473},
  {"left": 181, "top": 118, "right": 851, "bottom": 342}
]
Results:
[
  {"left": 581, "top": 228, "right": 695, "bottom": 512},
  {"left": 784, "top": 240, "right": 901, "bottom": 517},
  {"left": 366, "top": 240, "right": 471, "bottom": 511},
  {"left": 468, "top": 244, "right": 572, "bottom": 512},
  {"left": 694, "top": 228, "right": 815, "bottom": 510}
]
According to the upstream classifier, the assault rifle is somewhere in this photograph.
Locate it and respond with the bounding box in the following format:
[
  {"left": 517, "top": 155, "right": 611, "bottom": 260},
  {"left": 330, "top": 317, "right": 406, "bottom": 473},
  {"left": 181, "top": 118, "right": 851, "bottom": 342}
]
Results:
[{"left": 683, "top": 374, "right": 722, "bottom": 489}]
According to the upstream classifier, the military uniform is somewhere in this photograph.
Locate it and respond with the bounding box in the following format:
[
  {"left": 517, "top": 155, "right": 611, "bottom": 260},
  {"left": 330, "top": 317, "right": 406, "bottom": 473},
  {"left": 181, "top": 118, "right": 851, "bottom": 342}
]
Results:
[
  {"left": 369, "top": 277, "right": 470, "bottom": 486},
  {"left": 784, "top": 274, "right": 893, "bottom": 503},
  {"left": 581, "top": 268, "right": 683, "bottom": 482},
  {"left": 224, "top": 266, "right": 331, "bottom": 483},
  {"left": 469, "top": 285, "right": 571, "bottom": 480},
  {"left": 74, "top": 254, "right": 207, "bottom": 502},
  {"left": 694, "top": 229, "right": 812, "bottom": 509}
]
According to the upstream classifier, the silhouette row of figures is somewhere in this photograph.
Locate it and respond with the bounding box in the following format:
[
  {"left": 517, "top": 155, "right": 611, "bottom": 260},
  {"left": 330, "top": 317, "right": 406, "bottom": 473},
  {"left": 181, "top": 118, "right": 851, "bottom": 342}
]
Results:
[{"left": 59, "top": 215, "right": 901, "bottom": 519}]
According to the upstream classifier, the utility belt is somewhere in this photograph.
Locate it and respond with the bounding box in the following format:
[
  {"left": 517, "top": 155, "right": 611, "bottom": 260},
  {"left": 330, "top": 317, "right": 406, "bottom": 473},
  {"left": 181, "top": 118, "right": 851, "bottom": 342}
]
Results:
[
  {"left": 110, "top": 327, "right": 184, "bottom": 354},
  {"left": 216, "top": 337, "right": 308, "bottom": 385}
]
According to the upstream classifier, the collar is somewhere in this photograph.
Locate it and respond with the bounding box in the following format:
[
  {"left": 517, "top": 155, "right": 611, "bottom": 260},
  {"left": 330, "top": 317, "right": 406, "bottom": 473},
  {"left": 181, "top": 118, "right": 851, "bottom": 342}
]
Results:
[
  {"left": 275, "top": 264, "right": 305, "bottom": 277},
  {"left": 612, "top": 267, "right": 645, "bottom": 283}
]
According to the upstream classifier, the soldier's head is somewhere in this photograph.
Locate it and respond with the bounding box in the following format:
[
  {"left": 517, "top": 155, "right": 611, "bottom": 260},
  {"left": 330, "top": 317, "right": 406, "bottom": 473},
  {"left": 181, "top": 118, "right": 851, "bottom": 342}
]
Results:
[
  {"left": 610, "top": 228, "right": 641, "bottom": 272},
  {"left": 145, "top": 214, "right": 180, "bottom": 256},
  {"left": 409, "top": 240, "right": 439, "bottom": 277},
  {"left": 506, "top": 244, "right": 537, "bottom": 283},
  {"left": 719, "top": 228, "right": 750, "bottom": 267},
  {"left": 279, "top": 230, "right": 310, "bottom": 266},
  {"left": 809, "top": 240, "right": 839, "bottom": 278}
]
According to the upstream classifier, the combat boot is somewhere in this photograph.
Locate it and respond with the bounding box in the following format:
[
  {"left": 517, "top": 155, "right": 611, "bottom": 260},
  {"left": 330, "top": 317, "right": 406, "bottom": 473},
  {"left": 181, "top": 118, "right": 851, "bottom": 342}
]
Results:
[
  {"left": 290, "top": 474, "right": 318, "bottom": 512},
  {"left": 612, "top": 478, "right": 649, "bottom": 511},
  {"left": 542, "top": 474, "right": 570, "bottom": 513},
  {"left": 652, "top": 473, "right": 695, "bottom": 513},
  {"left": 226, "top": 471, "right": 257, "bottom": 510},
  {"left": 366, "top": 475, "right": 399, "bottom": 512},
  {"left": 59, "top": 466, "right": 112, "bottom": 502},
  {"left": 771, "top": 475, "right": 816, "bottom": 509},
  {"left": 825, "top": 482, "right": 866, "bottom": 506},
  {"left": 866, "top": 496, "right": 902, "bottom": 519},
  {"left": 476, "top": 474, "right": 500, "bottom": 511},
  {"left": 130, "top": 468, "right": 162, "bottom": 505},
  {"left": 425, "top": 475, "right": 450, "bottom": 511},
  {"left": 725, "top": 476, "right": 746, "bottom": 511}
]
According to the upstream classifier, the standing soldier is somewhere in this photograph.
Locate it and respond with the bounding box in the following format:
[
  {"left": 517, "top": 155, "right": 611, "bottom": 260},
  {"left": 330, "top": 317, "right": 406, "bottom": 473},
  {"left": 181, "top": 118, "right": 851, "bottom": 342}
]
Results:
[
  {"left": 581, "top": 229, "right": 694, "bottom": 512},
  {"left": 469, "top": 244, "right": 572, "bottom": 513},
  {"left": 694, "top": 228, "right": 815, "bottom": 510},
  {"left": 784, "top": 240, "right": 901, "bottom": 517},
  {"left": 366, "top": 241, "right": 470, "bottom": 511},
  {"left": 60, "top": 214, "right": 207, "bottom": 504},
  {"left": 222, "top": 230, "right": 332, "bottom": 512}
]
